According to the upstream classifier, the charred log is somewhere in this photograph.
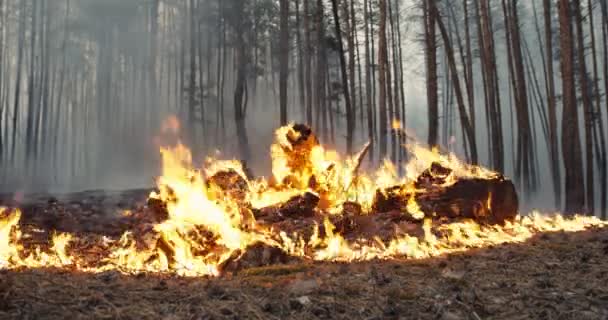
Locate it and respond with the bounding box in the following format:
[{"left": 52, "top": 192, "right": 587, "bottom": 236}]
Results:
[
  {"left": 253, "top": 192, "right": 320, "bottom": 223},
  {"left": 373, "top": 177, "right": 519, "bottom": 224},
  {"left": 219, "top": 242, "right": 301, "bottom": 273},
  {"left": 414, "top": 162, "right": 453, "bottom": 188},
  {"left": 206, "top": 169, "right": 250, "bottom": 202}
]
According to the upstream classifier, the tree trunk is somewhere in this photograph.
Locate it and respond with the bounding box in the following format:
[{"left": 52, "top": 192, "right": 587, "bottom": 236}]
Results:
[
  {"left": 279, "top": 0, "right": 289, "bottom": 125},
  {"left": 573, "top": 0, "right": 594, "bottom": 214},
  {"left": 11, "top": 0, "right": 26, "bottom": 163},
  {"left": 25, "top": 0, "right": 39, "bottom": 162},
  {"left": 364, "top": 0, "right": 374, "bottom": 162},
  {"left": 331, "top": 0, "right": 354, "bottom": 153},
  {"left": 378, "top": 0, "right": 389, "bottom": 158},
  {"left": 479, "top": 0, "right": 503, "bottom": 171},
  {"left": 557, "top": 0, "right": 585, "bottom": 214},
  {"left": 316, "top": 0, "right": 326, "bottom": 138},
  {"left": 232, "top": 0, "right": 251, "bottom": 161},
  {"left": 541, "top": 0, "right": 562, "bottom": 209},
  {"left": 188, "top": 0, "right": 197, "bottom": 143},
  {"left": 303, "top": 0, "right": 313, "bottom": 125},
  {"left": 588, "top": 0, "right": 607, "bottom": 216},
  {"left": 434, "top": 6, "right": 478, "bottom": 165},
  {"left": 295, "top": 0, "right": 306, "bottom": 117},
  {"left": 423, "top": 0, "right": 438, "bottom": 148},
  {"left": 503, "top": 0, "right": 535, "bottom": 194},
  {"left": 464, "top": 0, "right": 475, "bottom": 133}
]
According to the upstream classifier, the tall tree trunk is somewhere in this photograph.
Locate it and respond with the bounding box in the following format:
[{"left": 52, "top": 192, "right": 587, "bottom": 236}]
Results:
[
  {"left": 295, "top": 0, "right": 306, "bottom": 117},
  {"left": 479, "top": 0, "right": 503, "bottom": 171},
  {"left": 0, "top": 0, "right": 4, "bottom": 158},
  {"left": 541, "top": 0, "right": 562, "bottom": 209},
  {"left": 331, "top": 0, "right": 354, "bottom": 153},
  {"left": 503, "top": 0, "right": 535, "bottom": 194},
  {"left": 150, "top": 0, "right": 159, "bottom": 128},
  {"left": 423, "top": 0, "right": 438, "bottom": 148},
  {"left": 12, "top": 0, "right": 26, "bottom": 163},
  {"left": 364, "top": 0, "right": 374, "bottom": 161},
  {"left": 558, "top": 0, "right": 585, "bottom": 214},
  {"left": 316, "top": 0, "right": 327, "bottom": 138},
  {"left": 388, "top": 0, "right": 401, "bottom": 163},
  {"left": 588, "top": 0, "right": 607, "bottom": 216},
  {"left": 434, "top": 6, "right": 478, "bottom": 164},
  {"left": 279, "top": 0, "right": 289, "bottom": 125},
  {"left": 573, "top": 0, "right": 594, "bottom": 214},
  {"left": 232, "top": 0, "right": 251, "bottom": 160},
  {"left": 303, "top": 0, "right": 313, "bottom": 125},
  {"left": 378, "top": 0, "right": 389, "bottom": 158},
  {"left": 188, "top": 0, "right": 197, "bottom": 143},
  {"left": 342, "top": 0, "right": 357, "bottom": 135},
  {"left": 464, "top": 0, "right": 475, "bottom": 133},
  {"left": 25, "top": 0, "right": 39, "bottom": 162}
]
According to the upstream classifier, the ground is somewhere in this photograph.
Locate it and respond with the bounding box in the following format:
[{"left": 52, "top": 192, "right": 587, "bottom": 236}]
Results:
[{"left": 1, "top": 191, "right": 607, "bottom": 319}]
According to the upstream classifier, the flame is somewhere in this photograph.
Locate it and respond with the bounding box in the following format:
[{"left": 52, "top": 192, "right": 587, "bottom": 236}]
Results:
[
  {"left": 0, "top": 123, "right": 606, "bottom": 277},
  {"left": 392, "top": 119, "right": 402, "bottom": 130}
]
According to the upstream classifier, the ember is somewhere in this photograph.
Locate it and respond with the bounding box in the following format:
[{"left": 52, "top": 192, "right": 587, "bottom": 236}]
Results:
[{"left": 0, "top": 123, "right": 606, "bottom": 276}]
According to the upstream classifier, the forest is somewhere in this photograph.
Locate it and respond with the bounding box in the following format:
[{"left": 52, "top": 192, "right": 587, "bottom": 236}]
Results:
[{"left": 0, "top": 0, "right": 606, "bottom": 218}]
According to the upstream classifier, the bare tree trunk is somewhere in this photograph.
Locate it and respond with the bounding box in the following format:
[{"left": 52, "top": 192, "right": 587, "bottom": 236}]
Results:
[
  {"left": 25, "top": 0, "right": 39, "bottom": 162},
  {"left": 316, "top": 0, "right": 327, "bottom": 139},
  {"left": 503, "top": 0, "right": 535, "bottom": 194},
  {"left": 434, "top": 5, "right": 478, "bottom": 164},
  {"left": 303, "top": 0, "right": 313, "bottom": 125},
  {"left": 364, "top": 0, "right": 374, "bottom": 161},
  {"left": 540, "top": 0, "right": 562, "bottom": 209},
  {"left": 378, "top": 0, "right": 389, "bottom": 158},
  {"left": 0, "top": 0, "right": 4, "bottom": 159},
  {"left": 464, "top": 0, "right": 475, "bottom": 133},
  {"left": 573, "top": 0, "right": 594, "bottom": 214},
  {"left": 330, "top": 0, "right": 354, "bottom": 153},
  {"left": 395, "top": 0, "right": 407, "bottom": 164},
  {"left": 38, "top": 0, "right": 52, "bottom": 163},
  {"left": 369, "top": 0, "right": 377, "bottom": 148},
  {"left": 295, "top": 0, "right": 306, "bottom": 117},
  {"left": 473, "top": 0, "right": 492, "bottom": 163},
  {"left": 388, "top": 0, "right": 400, "bottom": 163},
  {"left": 53, "top": 0, "right": 70, "bottom": 176},
  {"left": 188, "top": 0, "right": 197, "bottom": 143},
  {"left": 12, "top": 0, "right": 26, "bottom": 163},
  {"left": 423, "top": 0, "right": 438, "bottom": 148},
  {"left": 150, "top": 0, "right": 159, "bottom": 128},
  {"left": 231, "top": 0, "right": 251, "bottom": 160},
  {"left": 558, "top": 0, "right": 585, "bottom": 214},
  {"left": 588, "top": 0, "right": 607, "bottom": 216},
  {"left": 343, "top": 0, "right": 357, "bottom": 135},
  {"left": 479, "top": 0, "right": 503, "bottom": 171},
  {"left": 279, "top": 0, "right": 289, "bottom": 125}
]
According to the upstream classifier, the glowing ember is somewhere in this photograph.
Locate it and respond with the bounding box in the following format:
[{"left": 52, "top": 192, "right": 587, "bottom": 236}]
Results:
[{"left": 0, "top": 123, "right": 605, "bottom": 277}]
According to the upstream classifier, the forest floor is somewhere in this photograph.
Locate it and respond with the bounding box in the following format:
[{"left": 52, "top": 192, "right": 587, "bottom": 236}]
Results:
[{"left": 1, "top": 190, "right": 608, "bottom": 320}]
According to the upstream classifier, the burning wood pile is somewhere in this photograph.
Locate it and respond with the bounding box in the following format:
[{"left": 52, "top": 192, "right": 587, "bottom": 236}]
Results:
[{"left": 0, "top": 123, "right": 606, "bottom": 277}]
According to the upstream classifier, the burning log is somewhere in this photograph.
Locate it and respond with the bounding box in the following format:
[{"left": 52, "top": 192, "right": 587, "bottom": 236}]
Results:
[
  {"left": 206, "top": 169, "right": 250, "bottom": 202},
  {"left": 372, "top": 173, "right": 519, "bottom": 225},
  {"left": 254, "top": 192, "right": 320, "bottom": 223}
]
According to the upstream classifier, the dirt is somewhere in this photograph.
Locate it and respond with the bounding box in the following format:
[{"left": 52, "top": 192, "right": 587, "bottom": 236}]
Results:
[{"left": 1, "top": 191, "right": 607, "bottom": 320}]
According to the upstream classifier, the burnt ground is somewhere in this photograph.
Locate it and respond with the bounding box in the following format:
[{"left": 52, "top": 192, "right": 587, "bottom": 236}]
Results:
[{"left": 1, "top": 190, "right": 608, "bottom": 320}]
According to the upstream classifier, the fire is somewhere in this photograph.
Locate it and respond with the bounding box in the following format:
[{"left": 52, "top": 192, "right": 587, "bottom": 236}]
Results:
[{"left": 0, "top": 123, "right": 606, "bottom": 277}]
